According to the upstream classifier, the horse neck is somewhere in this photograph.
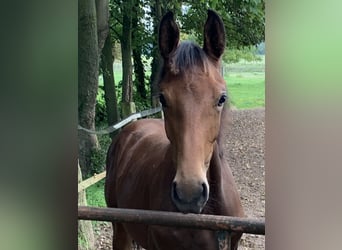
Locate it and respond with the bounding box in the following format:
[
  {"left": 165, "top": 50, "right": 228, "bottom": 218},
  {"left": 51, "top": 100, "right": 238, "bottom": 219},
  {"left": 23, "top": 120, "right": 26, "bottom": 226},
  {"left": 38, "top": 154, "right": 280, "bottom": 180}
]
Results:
[
  {"left": 208, "top": 142, "right": 224, "bottom": 185},
  {"left": 205, "top": 142, "right": 226, "bottom": 214},
  {"left": 206, "top": 106, "right": 230, "bottom": 212},
  {"left": 214, "top": 105, "right": 231, "bottom": 157}
]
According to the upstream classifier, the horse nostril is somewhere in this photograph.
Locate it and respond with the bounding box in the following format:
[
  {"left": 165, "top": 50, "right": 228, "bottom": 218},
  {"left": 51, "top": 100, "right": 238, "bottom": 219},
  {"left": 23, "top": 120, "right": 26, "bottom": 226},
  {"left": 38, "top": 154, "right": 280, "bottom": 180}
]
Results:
[
  {"left": 202, "top": 183, "right": 208, "bottom": 199},
  {"left": 172, "top": 181, "right": 179, "bottom": 201}
]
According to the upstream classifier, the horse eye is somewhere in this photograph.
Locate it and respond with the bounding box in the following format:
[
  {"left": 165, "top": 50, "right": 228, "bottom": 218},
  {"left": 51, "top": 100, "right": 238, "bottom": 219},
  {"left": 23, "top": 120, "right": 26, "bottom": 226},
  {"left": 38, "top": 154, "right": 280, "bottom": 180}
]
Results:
[
  {"left": 159, "top": 94, "right": 167, "bottom": 107},
  {"left": 217, "top": 94, "right": 227, "bottom": 107}
]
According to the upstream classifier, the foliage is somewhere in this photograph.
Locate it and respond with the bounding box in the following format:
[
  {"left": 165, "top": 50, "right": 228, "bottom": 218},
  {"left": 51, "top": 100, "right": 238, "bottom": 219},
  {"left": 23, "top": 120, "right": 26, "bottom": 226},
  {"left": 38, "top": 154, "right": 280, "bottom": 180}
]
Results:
[
  {"left": 180, "top": 0, "right": 265, "bottom": 47},
  {"left": 78, "top": 234, "right": 88, "bottom": 250},
  {"left": 223, "top": 46, "right": 262, "bottom": 63},
  {"left": 88, "top": 134, "right": 112, "bottom": 178},
  {"left": 133, "top": 88, "right": 151, "bottom": 110},
  {"left": 95, "top": 85, "right": 107, "bottom": 124}
]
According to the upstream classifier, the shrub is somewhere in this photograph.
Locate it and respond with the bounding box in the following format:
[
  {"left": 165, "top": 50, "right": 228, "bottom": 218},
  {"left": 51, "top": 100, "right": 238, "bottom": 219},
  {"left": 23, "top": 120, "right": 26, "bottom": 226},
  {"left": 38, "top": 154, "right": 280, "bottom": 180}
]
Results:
[
  {"left": 223, "top": 46, "right": 262, "bottom": 63},
  {"left": 89, "top": 134, "right": 111, "bottom": 177}
]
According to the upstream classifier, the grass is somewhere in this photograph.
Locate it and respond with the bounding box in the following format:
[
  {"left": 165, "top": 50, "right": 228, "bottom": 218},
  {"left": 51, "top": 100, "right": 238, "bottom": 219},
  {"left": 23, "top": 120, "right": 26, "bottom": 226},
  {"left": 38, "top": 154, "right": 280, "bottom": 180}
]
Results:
[
  {"left": 224, "top": 72, "right": 265, "bottom": 109},
  {"left": 85, "top": 179, "right": 106, "bottom": 227},
  {"left": 86, "top": 179, "right": 106, "bottom": 207}
]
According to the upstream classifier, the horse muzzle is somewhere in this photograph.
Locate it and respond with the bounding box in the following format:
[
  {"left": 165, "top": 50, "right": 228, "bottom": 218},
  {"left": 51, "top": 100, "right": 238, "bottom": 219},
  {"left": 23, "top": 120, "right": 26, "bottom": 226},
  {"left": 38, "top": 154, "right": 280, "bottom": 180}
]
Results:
[{"left": 171, "top": 180, "right": 209, "bottom": 213}]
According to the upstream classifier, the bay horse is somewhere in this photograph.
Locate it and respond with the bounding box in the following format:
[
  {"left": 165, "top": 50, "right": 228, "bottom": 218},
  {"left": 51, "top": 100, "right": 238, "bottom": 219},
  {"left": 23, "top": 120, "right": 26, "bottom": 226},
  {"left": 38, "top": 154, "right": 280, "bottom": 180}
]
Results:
[{"left": 105, "top": 10, "right": 244, "bottom": 250}]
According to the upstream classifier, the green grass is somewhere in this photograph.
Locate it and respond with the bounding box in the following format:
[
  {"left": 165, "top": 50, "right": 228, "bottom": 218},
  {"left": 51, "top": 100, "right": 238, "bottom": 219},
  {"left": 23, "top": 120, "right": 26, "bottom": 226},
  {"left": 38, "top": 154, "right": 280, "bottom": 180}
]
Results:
[
  {"left": 86, "top": 179, "right": 106, "bottom": 207},
  {"left": 224, "top": 72, "right": 265, "bottom": 109}
]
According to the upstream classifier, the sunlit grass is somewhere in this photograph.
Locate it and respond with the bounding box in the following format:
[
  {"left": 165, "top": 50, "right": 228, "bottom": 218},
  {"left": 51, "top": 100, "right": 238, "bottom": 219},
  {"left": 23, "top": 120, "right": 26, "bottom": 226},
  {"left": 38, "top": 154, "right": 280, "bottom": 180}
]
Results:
[{"left": 225, "top": 72, "right": 265, "bottom": 109}]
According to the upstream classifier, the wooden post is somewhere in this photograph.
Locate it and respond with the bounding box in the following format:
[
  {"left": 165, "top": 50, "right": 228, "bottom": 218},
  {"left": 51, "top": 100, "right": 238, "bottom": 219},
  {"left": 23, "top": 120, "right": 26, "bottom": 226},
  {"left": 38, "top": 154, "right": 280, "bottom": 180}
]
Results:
[
  {"left": 121, "top": 101, "right": 136, "bottom": 119},
  {"left": 78, "top": 164, "right": 95, "bottom": 250}
]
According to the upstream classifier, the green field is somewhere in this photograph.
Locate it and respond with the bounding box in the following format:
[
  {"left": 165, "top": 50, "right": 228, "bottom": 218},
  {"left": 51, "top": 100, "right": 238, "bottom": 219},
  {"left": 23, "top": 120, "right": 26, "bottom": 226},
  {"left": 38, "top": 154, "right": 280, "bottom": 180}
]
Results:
[{"left": 224, "top": 72, "right": 265, "bottom": 109}]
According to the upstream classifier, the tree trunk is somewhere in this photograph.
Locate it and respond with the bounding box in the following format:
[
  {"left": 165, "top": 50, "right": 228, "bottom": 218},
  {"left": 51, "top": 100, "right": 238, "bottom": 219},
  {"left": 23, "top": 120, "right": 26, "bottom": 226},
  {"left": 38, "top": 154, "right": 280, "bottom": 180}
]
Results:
[
  {"left": 133, "top": 45, "right": 146, "bottom": 100},
  {"left": 150, "top": 0, "right": 163, "bottom": 109},
  {"left": 78, "top": 0, "right": 100, "bottom": 177},
  {"left": 101, "top": 34, "right": 119, "bottom": 139},
  {"left": 121, "top": 0, "right": 135, "bottom": 117},
  {"left": 78, "top": 163, "right": 95, "bottom": 250},
  {"left": 132, "top": 7, "right": 147, "bottom": 100},
  {"left": 96, "top": 0, "right": 109, "bottom": 53}
]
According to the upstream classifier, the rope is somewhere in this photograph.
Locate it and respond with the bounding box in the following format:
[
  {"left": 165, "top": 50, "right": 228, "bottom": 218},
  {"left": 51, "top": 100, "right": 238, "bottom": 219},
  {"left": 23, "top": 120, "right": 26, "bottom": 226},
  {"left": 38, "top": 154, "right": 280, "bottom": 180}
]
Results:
[{"left": 78, "top": 106, "right": 162, "bottom": 135}]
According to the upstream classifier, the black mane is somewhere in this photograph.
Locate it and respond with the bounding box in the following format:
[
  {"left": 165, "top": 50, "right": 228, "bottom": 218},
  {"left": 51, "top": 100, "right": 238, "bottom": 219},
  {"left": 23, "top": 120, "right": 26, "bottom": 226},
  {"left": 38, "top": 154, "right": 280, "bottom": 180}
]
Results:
[
  {"left": 158, "top": 41, "right": 212, "bottom": 80},
  {"left": 170, "top": 41, "right": 210, "bottom": 74}
]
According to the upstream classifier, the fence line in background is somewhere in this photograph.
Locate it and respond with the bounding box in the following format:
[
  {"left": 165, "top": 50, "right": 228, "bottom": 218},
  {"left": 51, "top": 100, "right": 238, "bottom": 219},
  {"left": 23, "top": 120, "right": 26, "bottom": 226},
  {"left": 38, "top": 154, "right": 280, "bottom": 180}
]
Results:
[
  {"left": 78, "top": 171, "right": 106, "bottom": 193},
  {"left": 78, "top": 106, "right": 162, "bottom": 135},
  {"left": 78, "top": 206, "right": 265, "bottom": 235}
]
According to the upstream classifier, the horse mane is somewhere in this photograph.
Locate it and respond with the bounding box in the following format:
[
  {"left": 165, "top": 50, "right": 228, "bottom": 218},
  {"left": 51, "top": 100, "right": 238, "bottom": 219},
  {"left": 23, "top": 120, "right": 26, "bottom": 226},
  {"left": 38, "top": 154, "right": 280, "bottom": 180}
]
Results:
[
  {"left": 157, "top": 41, "right": 214, "bottom": 78},
  {"left": 171, "top": 41, "right": 210, "bottom": 74}
]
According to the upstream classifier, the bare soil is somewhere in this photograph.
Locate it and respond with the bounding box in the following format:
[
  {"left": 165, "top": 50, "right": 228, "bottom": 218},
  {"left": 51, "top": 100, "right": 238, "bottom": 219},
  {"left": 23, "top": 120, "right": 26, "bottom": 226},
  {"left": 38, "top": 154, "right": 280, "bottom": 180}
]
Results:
[{"left": 94, "top": 108, "right": 265, "bottom": 249}]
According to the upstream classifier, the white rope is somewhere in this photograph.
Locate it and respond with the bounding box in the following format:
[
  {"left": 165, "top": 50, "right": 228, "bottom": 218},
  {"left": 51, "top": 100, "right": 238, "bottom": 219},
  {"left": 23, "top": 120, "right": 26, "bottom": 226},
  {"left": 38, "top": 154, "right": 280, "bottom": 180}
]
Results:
[{"left": 78, "top": 106, "right": 162, "bottom": 135}]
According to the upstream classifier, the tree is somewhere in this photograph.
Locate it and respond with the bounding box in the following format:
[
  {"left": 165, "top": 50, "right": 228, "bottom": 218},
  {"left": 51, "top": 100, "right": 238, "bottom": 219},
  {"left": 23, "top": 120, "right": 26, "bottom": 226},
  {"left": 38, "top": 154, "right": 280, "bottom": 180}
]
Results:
[
  {"left": 78, "top": 1, "right": 111, "bottom": 248},
  {"left": 96, "top": 0, "right": 110, "bottom": 52},
  {"left": 132, "top": 3, "right": 147, "bottom": 100},
  {"left": 78, "top": 0, "right": 100, "bottom": 177},
  {"left": 96, "top": 0, "right": 120, "bottom": 137},
  {"left": 149, "top": 0, "right": 165, "bottom": 108},
  {"left": 120, "top": 0, "right": 136, "bottom": 117},
  {"left": 180, "top": 0, "right": 265, "bottom": 48},
  {"left": 101, "top": 33, "right": 120, "bottom": 138},
  {"left": 78, "top": 0, "right": 107, "bottom": 246}
]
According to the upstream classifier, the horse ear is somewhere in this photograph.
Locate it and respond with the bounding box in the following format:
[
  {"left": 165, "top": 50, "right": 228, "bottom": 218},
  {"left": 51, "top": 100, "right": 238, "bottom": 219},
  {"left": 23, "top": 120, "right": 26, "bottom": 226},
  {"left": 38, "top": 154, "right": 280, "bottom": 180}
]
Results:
[
  {"left": 159, "top": 11, "right": 180, "bottom": 60},
  {"left": 203, "top": 10, "right": 226, "bottom": 62}
]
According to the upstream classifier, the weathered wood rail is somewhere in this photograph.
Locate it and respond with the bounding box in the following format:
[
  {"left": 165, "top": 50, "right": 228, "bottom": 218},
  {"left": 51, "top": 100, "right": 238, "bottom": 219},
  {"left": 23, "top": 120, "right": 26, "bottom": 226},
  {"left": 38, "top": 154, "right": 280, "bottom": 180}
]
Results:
[
  {"left": 78, "top": 206, "right": 265, "bottom": 235},
  {"left": 78, "top": 171, "right": 106, "bottom": 193}
]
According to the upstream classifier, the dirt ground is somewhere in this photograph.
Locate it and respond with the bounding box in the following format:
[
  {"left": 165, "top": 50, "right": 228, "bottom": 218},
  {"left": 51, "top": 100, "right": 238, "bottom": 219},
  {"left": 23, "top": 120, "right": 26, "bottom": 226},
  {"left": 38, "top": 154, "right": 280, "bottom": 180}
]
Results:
[{"left": 94, "top": 108, "right": 265, "bottom": 249}]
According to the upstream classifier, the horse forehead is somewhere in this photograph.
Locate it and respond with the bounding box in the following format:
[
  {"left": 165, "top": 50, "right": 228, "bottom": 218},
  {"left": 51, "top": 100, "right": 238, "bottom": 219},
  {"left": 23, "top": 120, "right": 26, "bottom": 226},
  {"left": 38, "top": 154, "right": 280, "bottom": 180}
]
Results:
[{"left": 163, "top": 72, "right": 225, "bottom": 95}]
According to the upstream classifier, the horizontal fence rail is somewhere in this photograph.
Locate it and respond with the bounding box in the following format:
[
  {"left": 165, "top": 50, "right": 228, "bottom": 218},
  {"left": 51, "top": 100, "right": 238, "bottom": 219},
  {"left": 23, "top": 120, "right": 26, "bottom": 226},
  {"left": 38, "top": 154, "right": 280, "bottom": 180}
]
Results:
[
  {"left": 78, "top": 171, "right": 106, "bottom": 193},
  {"left": 78, "top": 106, "right": 162, "bottom": 135},
  {"left": 78, "top": 206, "right": 265, "bottom": 235}
]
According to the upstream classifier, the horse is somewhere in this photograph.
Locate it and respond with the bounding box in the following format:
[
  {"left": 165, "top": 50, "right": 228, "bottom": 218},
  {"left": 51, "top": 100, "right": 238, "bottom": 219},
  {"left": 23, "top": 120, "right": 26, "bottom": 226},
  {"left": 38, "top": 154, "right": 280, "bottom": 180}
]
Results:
[{"left": 105, "top": 10, "right": 244, "bottom": 250}]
